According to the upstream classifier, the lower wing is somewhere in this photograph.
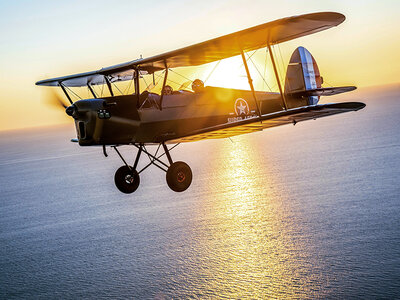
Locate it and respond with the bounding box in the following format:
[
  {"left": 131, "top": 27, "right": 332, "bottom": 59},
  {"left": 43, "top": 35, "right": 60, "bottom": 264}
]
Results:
[{"left": 167, "top": 102, "right": 365, "bottom": 143}]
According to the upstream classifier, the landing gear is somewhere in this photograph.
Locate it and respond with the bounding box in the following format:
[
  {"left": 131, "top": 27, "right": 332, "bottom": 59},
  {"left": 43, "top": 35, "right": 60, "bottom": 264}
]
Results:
[
  {"left": 166, "top": 161, "right": 192, "bottom": 192},
  {"left": 114, "top": 166, "right": 140, "bottom": 194},
  {"left": 109, "top": 142, "right": 192, "bottom": 193}
]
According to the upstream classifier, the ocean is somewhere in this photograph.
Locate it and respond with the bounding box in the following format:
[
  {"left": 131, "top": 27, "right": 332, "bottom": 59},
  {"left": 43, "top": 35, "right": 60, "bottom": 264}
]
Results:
[{"left": 1, "top": 85, "right": 400, "bottom": 299}]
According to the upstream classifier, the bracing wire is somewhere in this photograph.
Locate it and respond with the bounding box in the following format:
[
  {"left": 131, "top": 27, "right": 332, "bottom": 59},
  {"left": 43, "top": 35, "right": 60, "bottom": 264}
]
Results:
[
  {"left": 166, "top": 77, "right": 186, "bottom": 88},
  {"left": 152, "top": 69, "right": 181, "bottom": 91},
  {"left": 152, "top": 70, "right": 166, "bottom": 83},
  {"left": 100, "top": 77, "right": 105, "bottom": 97},
  {"left": 238, "top": 49, "right": 258, "bottom": 70},
  {"left": 323, "top": 80, "right": 334, "bottom": 88},
  {"left": 169, "top": 69, "right": 193, "bottom": 82},
  {"left": 204, "top": 60, "right": 221, "bottom": 84},
  {"left": 161, "top": 73, "right": 185, "bottom": 89},
  {"left": 111, "top": 81, "right": 124, "bottom": 95},
  {"left": 246, "top": 52, "right": 273, "bottom": 92},
  {"left": 91, "top": 84, "right": 99, "bottom": 97},
  {"left": 263, "top": 48, "right": 268, "bottom": 91},
  {"left": 142, "top": 75, "right": 149, "bottom": 92},
  {"left": 154, "top": 72, "right": 177, "bottom": 88},
  {"left": 152, "top": 70, "right": 165, "bottom": 90},
  {"left": 66, "top": 86, "right": 82, "bottom": 100},
  {"left": 278, "top": 44, "right": 292, "bottom": 94},
  {"left": 123, "top": 72, "right": 134, "bottom": 94},
  {"left": 272, "top": 45, "right": 284, "bottom": 92},
  {"left": 277, "top": 44, "right": 286, "bottom": 76}
]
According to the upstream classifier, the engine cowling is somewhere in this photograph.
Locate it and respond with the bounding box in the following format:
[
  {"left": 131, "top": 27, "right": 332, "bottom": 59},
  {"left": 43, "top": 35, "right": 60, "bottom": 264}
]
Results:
[{"left": 72, "top": 95, "right": 141, "bottom": 146}]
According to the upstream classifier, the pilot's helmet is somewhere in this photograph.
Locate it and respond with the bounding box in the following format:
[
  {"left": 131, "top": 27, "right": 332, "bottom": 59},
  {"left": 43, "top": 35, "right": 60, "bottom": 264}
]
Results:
[
  {"left": 192, "top": 79, "right": 204, "bottom": 93},
  {"left": 163, "top": 85, "right": 173, "bottom": 95}
]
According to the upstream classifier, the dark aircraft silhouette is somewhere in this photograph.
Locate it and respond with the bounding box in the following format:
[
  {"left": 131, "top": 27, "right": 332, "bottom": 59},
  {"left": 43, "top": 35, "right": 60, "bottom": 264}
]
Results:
[{"left": 36, "top": 12, "right": 365, "bottom": 194}]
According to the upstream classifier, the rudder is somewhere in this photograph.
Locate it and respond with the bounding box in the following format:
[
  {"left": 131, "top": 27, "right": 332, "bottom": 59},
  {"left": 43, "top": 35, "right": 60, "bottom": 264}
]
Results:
[{"left": 284, "top": 46, "right": 322, "bottom": 108}]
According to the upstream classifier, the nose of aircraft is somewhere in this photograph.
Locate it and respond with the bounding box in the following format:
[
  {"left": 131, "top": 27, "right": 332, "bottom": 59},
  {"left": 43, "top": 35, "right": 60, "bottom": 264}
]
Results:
[
  {"left": 65, "top": 104, "right": 76, "bottom": 116},
  {"left": 45, "top": 95, "right": 141, "bottom": 146},
  {"left": 70, "top": 99, "right": 111, "bottom": 145}
]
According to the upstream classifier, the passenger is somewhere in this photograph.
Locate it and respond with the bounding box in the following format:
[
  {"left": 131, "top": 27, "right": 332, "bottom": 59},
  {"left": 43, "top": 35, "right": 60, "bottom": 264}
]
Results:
[
  {"left": 163, "top": 85, "right": 173, "bottom": 95},
  {"left": 191, "top": 79, "right": 205, "bottom": 93}
]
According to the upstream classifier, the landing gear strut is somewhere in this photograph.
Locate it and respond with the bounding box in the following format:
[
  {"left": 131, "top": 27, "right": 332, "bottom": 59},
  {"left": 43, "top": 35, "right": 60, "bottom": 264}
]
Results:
[{"left": 110, "top": 143, "right": 192, "bottom": 193}]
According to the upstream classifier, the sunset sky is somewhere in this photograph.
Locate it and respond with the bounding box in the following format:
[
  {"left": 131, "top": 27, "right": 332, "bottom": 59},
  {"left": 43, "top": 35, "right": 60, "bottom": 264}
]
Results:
[{"left": 0, "top": 0, "right": 399, "bottom": 131}]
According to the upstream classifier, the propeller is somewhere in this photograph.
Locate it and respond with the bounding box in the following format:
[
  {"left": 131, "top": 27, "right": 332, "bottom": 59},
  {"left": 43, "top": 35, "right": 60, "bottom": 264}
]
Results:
[
  {"left": 42, "top": 90, "right": 79, "bottom": 142},
  {"left": 44, "top": 89, "right": 69, "bottom": 109},
  {"left": 43, "top": 89, "right": 75, "bottom": 117}
]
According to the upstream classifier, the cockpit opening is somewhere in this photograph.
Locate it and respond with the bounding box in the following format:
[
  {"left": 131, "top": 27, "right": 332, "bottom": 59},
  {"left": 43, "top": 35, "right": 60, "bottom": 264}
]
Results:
[{"left": 138, "top": 79, "right": 206, "bottom": 110}]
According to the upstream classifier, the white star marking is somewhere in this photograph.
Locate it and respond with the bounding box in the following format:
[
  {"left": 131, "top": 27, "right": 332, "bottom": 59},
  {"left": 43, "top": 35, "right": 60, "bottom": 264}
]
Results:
[{"left": 237, "top": 101, "right": 247, "bottom": 115}]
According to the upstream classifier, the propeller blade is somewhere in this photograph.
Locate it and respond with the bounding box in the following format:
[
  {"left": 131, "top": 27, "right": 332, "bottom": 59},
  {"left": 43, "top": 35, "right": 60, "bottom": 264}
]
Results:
[{"left": 43, "top": 89, "right": 69, "bottom": 110}]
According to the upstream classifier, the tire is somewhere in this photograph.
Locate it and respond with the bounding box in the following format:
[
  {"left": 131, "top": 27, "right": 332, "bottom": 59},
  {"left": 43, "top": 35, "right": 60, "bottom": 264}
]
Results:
[
  {"left": 114, "top": 166, "right": 140, "bottom": 194},
  {"left": 166, "top": 161, "right": 192, "bottom": 192}
]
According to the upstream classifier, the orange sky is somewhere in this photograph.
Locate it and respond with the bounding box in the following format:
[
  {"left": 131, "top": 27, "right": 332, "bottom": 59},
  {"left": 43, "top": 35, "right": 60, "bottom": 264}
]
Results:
[{"left": 0, "top": 0, "right": 399, "bottom": 131}]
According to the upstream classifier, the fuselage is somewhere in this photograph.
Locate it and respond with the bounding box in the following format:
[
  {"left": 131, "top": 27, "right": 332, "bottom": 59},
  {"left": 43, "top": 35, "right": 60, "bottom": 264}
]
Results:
[{"left": 71, "top": 86, "right": 297, "bottom": 146}]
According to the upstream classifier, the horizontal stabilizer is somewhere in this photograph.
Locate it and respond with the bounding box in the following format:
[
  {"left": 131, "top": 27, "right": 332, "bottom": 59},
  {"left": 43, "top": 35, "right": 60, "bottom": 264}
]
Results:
[{"left": 288, "top": 86, "right": 356, "bottom": 98}]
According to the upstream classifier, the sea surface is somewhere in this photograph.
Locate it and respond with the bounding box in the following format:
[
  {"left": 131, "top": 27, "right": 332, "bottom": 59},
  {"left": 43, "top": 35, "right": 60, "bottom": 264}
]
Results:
[{"left": 1, "top": 85, "right": 400, "bottom": 299}]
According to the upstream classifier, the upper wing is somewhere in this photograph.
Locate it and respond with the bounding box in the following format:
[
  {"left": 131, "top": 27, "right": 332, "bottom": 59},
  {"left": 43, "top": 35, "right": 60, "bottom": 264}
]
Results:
[
  {"left": 138, "top": 12, "right": 344, "bottom": 70},
  {"left": 36, "top": 12, "right": 344, "bottom": 87},
  {"left": 35, "top": 65, "right": 157, "bottom": 87},
  {"left": 167, "top": 102, "right": 365, "bottom": 143}
]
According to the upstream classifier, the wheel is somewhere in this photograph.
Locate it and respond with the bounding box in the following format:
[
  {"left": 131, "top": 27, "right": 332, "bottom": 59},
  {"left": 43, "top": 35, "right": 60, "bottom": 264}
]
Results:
[
  {"left": 114, "top": 166, "right": 140, "bottom": 194},
  {"left": 166, "top": 161, "right": 192, "bottom": 192}
]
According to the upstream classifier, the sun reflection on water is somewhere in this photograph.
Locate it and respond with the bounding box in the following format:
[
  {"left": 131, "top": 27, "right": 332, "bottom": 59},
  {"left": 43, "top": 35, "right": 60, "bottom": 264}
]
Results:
[{"left": 191, "top": 136, "right": 325, "bottom": 298}]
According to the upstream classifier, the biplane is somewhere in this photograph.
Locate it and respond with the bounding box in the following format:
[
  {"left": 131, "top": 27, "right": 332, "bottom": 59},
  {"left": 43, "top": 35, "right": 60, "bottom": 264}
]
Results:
[{"left": 36, "top": 12, "right": 365, "bottom": 194}]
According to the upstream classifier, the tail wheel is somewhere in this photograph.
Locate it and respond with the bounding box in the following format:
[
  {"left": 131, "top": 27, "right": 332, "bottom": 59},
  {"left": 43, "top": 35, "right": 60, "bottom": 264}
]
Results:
[
  {"left": 114, "top": 166, "right": 140, "bottom": 194},
  {"left": 166, "top": 161, "right": 192, "bottom": 192}
]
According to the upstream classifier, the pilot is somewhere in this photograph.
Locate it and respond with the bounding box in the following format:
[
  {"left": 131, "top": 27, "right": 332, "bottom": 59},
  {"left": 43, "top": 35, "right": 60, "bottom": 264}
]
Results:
[
  {"left": 191, "top": 79, "right": 205, "bottom": 93},
  {"left": 163, "top": 85, "right": 173, "bottom": 95}
]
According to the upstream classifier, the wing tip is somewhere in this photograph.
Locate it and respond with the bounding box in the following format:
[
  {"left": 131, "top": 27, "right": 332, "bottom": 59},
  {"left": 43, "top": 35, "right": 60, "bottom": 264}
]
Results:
[
  {"left": 296, "top": 11, "right": 345, "bottom": 25},
  {"left": 355, "top": 102, "right": 366, "bottom": 111},
  {"left": 35, "top": 79, "right": 58, "bottom": 87},
  {"left": 331, "top": 101, "right": 366, "bottom": 111}
]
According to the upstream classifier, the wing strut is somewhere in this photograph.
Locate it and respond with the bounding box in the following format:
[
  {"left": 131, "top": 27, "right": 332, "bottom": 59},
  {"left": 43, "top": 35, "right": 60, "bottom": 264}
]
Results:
[
  {"left": 159, "top": 61, "right": 169, "bottom": 110},
  {"left": 59, "top": 83, "right": 73, "bottom": 105},
  {"left": 267, "top": 44, "right": 288, "bottom": 110},
  {"left": 240, "top": 50, "right": 261, "bottom": 118},
  {"left": 87, "top": 83, "right": 97, "bottom": 98},
  {"left": 134, "top": 68, "right": 140, "bottom": 95},
  {"left": 104, "top": 76, "right": 114, "bottom": 97}
]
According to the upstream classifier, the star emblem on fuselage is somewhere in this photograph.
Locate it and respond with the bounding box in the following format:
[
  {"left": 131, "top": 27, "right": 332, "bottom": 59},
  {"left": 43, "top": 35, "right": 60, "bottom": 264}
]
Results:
[{"left": 234, "top": 98, "right": 249, "bottom": 116}]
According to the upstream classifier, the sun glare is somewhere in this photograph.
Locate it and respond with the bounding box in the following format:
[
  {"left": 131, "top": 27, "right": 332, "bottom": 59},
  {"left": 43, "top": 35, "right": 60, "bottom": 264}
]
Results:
[{"left": 205, "top": 52, "right": 279, "bottom": 92}]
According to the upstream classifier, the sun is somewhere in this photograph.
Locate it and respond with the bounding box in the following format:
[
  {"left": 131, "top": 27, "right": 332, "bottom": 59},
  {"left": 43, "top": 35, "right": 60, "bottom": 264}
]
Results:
[
  {"left": 205, "top": 56, "right": 249, "bottom": 90},
  {"left": 204, "top": 53, "right": 278, "bottom": 92}
]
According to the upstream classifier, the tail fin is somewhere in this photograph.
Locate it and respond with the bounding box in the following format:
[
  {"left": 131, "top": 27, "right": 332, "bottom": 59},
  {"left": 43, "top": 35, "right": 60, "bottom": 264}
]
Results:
[{"left": 284, "top": 46, "right": 355, "bottom": 108}]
